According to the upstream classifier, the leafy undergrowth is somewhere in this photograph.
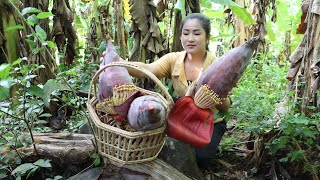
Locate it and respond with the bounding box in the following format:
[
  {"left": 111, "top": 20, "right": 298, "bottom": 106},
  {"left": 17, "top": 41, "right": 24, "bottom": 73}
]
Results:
[
  {"left": 207, "top": 56, "right": 320, "bottom": 179},
  {"left": 0, "top": 59, "right": 98, "bottom": 179}
]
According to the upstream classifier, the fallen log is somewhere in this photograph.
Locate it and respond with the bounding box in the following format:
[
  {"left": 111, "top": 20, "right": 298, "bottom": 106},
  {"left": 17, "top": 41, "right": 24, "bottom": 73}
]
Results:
[
  {"left": 32, "top": 133, "right": 95, "bottom": 164},
  {"left": 6, "top": 133, "right": 194, "bottom": 179},
  {"left": 113, "top": 158, "right": 192, "bottom": 180},
  {"left": 1, "top": 133, "right": 95, "bottom": 165}
]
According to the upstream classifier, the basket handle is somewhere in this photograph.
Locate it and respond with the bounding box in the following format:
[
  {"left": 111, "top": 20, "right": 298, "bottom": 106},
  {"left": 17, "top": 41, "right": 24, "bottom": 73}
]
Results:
[{"left": 88, "top": 61, "right": 174, "bottom": 105}]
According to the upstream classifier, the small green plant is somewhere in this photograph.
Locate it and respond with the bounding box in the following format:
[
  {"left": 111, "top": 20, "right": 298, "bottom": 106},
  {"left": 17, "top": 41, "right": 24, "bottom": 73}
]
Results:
[
  {"left": 265, "top": 110, "right": 320, "bottom": 175},
  {"left": 91, "top": 152, "right": 101, "bottom": 167},
  {"left": 55, "top": 59, "right": 99, "bottom": 132},
  {"left": 11, "top": 159, "right": 54, "bottom": 179}
]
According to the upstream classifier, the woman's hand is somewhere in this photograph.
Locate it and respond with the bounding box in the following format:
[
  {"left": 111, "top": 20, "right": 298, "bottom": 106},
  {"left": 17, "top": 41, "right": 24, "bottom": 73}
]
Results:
[
  {"left": 216, "top": 93, "right": 231, "bottom": 112},
  {"left": 186, "top": 83, "right": 231, "bottom": 112},
  {"left": 185, "top": 80, "right": 198, "bottom": 97},
  {"left": 99, "top": 51, "right": 106, "bottom": 62}
]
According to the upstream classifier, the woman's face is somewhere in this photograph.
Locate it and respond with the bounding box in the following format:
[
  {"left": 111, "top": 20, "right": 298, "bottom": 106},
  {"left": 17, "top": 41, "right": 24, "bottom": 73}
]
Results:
[{"left": 180, "top": 19, "right": 208, "bottom": 55}]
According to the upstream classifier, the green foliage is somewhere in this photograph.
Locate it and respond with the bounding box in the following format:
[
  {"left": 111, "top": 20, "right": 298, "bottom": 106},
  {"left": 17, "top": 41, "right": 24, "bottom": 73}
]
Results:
[
  {"left": 0, "top": 64, "right": 11, "bottom": 79},
  {"left": 266, "top": 21, "right": 276, "bottom": 41},
  {"left": 229, "top": 6, "right": 255, "bottom": 25},
  {"left": 0, "top": 58, "right": 58, "bottom": 164},
  {"left": 266, "top": 0, "right": 303, "bottom": 51},
  {"left": 41, "top": 80, "right": 71, "bottom": 107},
  {"left": 230, "top": 55, "right": 289, "bottom": 133},
  {"left": 36, "top": 12, "right": 54, "bottom": 19},
  {"left": 4, "top": 25, "right": 24, "bottom": 32},
  {"left": 19, "top": 7, "right": 57, "bottom": 52},
  {"left": 225, "top": 52, "right": 320, "bottom": 175},
  {"left": 21, "top": 7, "right": 42, "bottom": 16},
  {"left": 221, "top": 54, "right": 289, "bottom": 152},
  {"left": 0, "top": 60, "right": 21, "bottom": 101},
  {"left": 46, "top": 175, "right": 63, "bottom": 180},
  {"left": 11, "top": 159, "right": 52, "bottom": 179},
  {"left": 35, "top": 25, "right": 47, "bottom": 42},
  {"left": 208, "top": 0, "right": 240, "bottom": 6},
  {"left": 266, "top": 111, "right": 320, "bottom": 171},
  {"left": 203, "top": 0, "right": 255, "bottom": 25},
  {"left": 283, "top": 108, "right": 318, "bottom": 138},
  {"left": 174, "top": 0, "right": 186, "bottom": 18},
  {"left": 91, "top": 152, "right": 101, "bottom": 167},
  {"left": 27, "top": 14, "right": 39, "bottom": 27},
  {"left": 0, "top": 6, "right": 90, "bottom": 179},
  {"left": 0, "top": 78, "right": 13, "bottom": 101},
  {"left": 56, "top": 58, "right": 98, "bottom": 128}
]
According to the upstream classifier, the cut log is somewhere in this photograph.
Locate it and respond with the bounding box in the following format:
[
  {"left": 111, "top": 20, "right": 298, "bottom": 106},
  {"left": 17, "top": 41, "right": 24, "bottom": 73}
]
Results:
[
  {"left": 5, "top": 133, "right": 195, "bottom": 180},
  {"left": 1, "top": 133, "right": 96, "bottom": 165},
  {"left": 109, "top": 158, "right": 192, "bottom": 180},
  {"left": 31, "top": 133, "right": 95, "bottom": 164},
  {"left": 125, "top": 158, "right": 192, "bottom": 180}
]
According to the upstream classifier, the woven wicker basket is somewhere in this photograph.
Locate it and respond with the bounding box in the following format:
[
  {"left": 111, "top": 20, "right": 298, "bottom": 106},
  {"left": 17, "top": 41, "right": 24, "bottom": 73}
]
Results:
[{"left": 87, "top": 62, "right": 173, "bottom": 164}]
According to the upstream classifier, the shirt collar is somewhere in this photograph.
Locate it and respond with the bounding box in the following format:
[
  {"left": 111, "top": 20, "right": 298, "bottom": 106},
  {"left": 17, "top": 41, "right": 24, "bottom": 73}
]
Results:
[
  {"left": 172, "top": 51, "right": 186, "bottom": 76},
  {"left": 172, "top": 51, "right": 215, "bottom": 76}
]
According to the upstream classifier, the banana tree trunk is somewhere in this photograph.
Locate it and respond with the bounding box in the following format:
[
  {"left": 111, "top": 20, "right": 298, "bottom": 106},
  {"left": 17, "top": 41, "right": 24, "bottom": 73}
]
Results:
[
  {"left": 286, "top": 0, "right": 320, "bottom": 114},
  {"left": 85, "top": 1, "right": 113, "bottom": 63},
  {"left": 232, "top": 0, "right": 275, "bottom": 49},
  {"left": 0, "top": 0, "right": 21, "bottom": 64},
  {"left": 114, "top": 0, "right": 128, "bottom": 58},
  {"left": 232, "top": 0, "right": 251, "bottom": 47},
  {"left": 51, "top": 0, "right": 77, "bottom": 66},
  {"left": 128, "top": 0, "right": 166, "bottom": 90}
]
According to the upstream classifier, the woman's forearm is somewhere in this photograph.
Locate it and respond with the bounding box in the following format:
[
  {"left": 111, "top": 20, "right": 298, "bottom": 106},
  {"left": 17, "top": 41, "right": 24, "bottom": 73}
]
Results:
[
  {"left": 126, "top": 61, "right": 152, "bottom": 78},
  {"left": 114, "top": 58, "right": 150, "bottom": 78}
]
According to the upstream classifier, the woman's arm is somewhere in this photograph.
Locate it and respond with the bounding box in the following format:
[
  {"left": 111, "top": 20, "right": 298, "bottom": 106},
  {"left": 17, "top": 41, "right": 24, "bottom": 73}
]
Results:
[
  {"left": 208, "top": 97, "right": 231, "bottom": 115},
  {"left": 126, "top": 54, "right": 173, "bottom": 79},
  {"left": 185, "top": 80, "right": 231, "bottom": 113},
  {"left": 126, "top": 61, "right": 161, "bottom": 78},
  {"left": 100, "top": 50, "right": 172, "bottom": 79}
]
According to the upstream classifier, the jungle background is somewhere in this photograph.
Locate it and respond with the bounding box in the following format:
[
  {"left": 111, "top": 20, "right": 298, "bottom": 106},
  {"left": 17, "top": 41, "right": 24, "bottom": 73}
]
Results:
[{"left": 1, "top": 0, "right": 320, "bottom": 179}]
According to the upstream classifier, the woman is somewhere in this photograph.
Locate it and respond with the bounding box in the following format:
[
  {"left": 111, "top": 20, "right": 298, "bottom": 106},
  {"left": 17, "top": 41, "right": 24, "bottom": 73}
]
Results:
[{"left": 104, "top": 13, "right": 231, "bottom": 170}]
